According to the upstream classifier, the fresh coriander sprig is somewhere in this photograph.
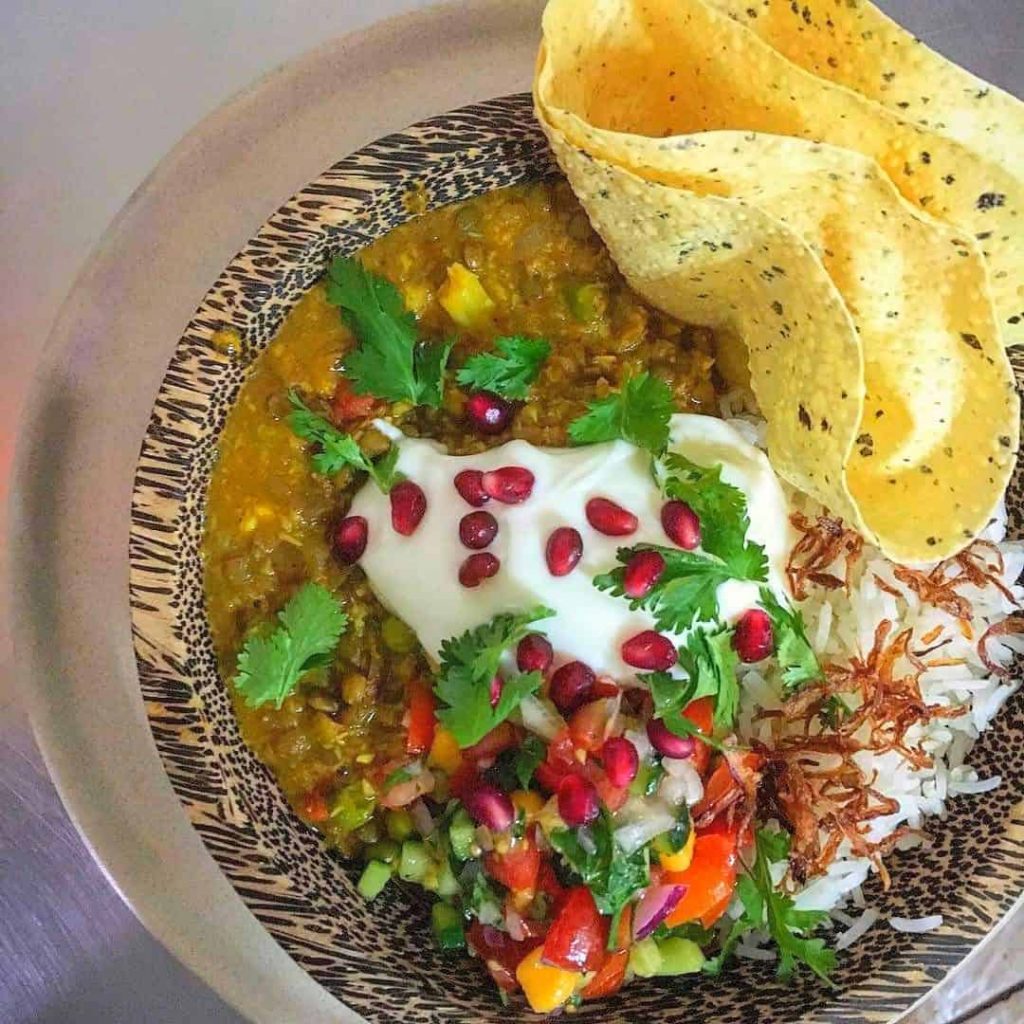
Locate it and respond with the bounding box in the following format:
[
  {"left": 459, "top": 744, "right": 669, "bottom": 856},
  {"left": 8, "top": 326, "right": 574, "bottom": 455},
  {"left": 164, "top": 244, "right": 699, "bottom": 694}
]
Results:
[
  {"left": 759, "top": 586, "right": 822, "bottom": 693},
  {"left": 456, "top": 336, "right": 551, "bottom": 399},
  {"left": 287, "top": 390, "right": 401, "bottom": 492},
  {"left": 233, "top": 583, "right": 347, "bottom": 709},
  {"left": 433, "top": 607, "right": 554, "bottom": 748},
  {"left": 704, "top": 828, "right": 837, "bottom": 983},
  {"left": 568, "top": 372, "right": 675, "bottom": 455},
  {"left": 327, "top": 256, "right": 452, "bottom": 407}
]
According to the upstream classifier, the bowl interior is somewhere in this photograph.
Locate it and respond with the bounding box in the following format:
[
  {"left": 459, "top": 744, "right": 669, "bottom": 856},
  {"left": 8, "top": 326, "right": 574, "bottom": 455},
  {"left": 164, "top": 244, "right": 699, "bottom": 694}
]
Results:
[{"left": 129, "top": 92, "right": 1024, "bottom": 1024}]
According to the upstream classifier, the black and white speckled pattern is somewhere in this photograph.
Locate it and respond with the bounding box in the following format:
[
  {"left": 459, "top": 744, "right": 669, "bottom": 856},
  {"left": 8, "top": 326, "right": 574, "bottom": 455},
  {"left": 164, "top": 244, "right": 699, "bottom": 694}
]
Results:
[{"left": 129, "top": 92, "right": 1024, "bottom": 1024}]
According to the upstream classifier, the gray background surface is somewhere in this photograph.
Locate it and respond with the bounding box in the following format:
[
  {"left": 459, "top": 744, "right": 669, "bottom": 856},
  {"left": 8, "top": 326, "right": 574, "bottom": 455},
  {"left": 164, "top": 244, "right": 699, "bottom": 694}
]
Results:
[{"left": 1, "top": 1, "right": 1021, "bottom": 1022}]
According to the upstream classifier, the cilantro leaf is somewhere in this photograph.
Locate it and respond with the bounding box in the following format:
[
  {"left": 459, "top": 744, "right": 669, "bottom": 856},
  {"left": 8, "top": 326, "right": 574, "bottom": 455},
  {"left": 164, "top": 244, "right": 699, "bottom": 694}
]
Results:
[
  {"left": 759, "top": 587, "right": 823, "bottom": 693},
  {"left": 656, "top": 453, "right": 768, "bottom": 580},
  {"left": 233, "top": 583, "right": 347, "bottom": 709},
  {"left": 568, "top": 372, "right": 674, "bottom": 455},
  {"left": 514, "top": 734, "right": 546, "bottom": 789},
  {"left": 678, "top": 627, "right": 741, "bottom": 731},
  {"left": 434, "top": 607, "right": 553, "bottom": 747},
  {"left": 327, "top": 256, "right": 452, "bottom": 406},
  {"left": 456, "top": 336, "right": 551, "bottom": 399},
  {"left": 595, "top": 544, "right": 734, "bottom": 633},
  {"left": 819, "top": 693, "right": 852, "bottom": 730},
  {"left": 287, "top": 390, "right": 401, "bottom": 492}
]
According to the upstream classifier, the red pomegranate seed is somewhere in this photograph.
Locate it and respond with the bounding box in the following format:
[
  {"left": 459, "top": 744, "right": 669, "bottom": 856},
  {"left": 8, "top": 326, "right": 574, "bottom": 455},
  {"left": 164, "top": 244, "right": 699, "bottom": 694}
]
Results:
[
  {"left": 585, "top": 497, "right": 638, "bottom": 537},
  {"left": 459, "top": 510, "right": 498, "bottom": 549},
  {"left": 646, "top": 718, "right": 696, "bottom": 759},
  {"left": 466, "top": 391, "right": 513, "bottom": 435},
  {"left": 661, "top": 500, "right": 701, "bottom": 550},
  {"left": 545, "top": 527, "right": 583, "bottom": 577},
  {"left": 390, "top": 480, "right": 427, "bottom": 536},
  {"left": 734, "top": 607, "right": 774, "bottom": 663},
  {"left": 549, "top": 661, "right": 595, "bottom": 715},
  {"left": 482, "top": 466, "right": 535, "bottom": 504},
  {"left": 464, "top": 783, "right": 515, "bottom": 832},
  {"left": 454, "top": 469, "right": 489, "bottom": 507},
  {"left": 623, "top": 550, "right": 665, "bottom": 598},
  {"left": 557, "top": 773, "right": 600, "bottom": 827},
  {"left": 601, "top": 736, "right": 639, "bottom": 788},
  {"left": 333, "top": 515, "right": 368, "bottom": 564},
  {"left": 517, "top": 633, "right": 553, "bottom": 674},
  {"left": 489, "top": 675, "right": 503, "bottom": 709},
  {"left": 458, "top": 552, "right": 500, "bottom": 588},
  {"left": 622, "top": 630, "right": 677, "bottom": 671}
]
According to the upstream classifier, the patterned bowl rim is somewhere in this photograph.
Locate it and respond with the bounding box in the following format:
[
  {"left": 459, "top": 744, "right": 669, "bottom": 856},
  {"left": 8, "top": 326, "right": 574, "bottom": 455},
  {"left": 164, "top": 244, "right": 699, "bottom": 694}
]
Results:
[{"left": 126, "top": 87, "right": 1024, "bottom": 1024}]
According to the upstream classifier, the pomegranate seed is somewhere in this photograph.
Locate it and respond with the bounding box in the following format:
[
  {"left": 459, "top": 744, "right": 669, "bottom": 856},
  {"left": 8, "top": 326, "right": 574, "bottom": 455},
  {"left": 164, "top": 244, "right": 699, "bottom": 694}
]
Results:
[
  {"left": 601, "top": 736, "right": 639, "bottom": 788},
  {"left": 517, "top": 633, "right": 553, "bottom": 674},
  {"left": 622, "top": 630, "right": 677, "bottom": 671},
  {"left": 390, "top": 480, "right": 427, "bottom": 536},
  {"left": 459, "top": 552, "right": 500, "bottom": 588},
  {"left": 545, "top": 527, "right": 583, "bottom": 577},
  {"left": 549, "top": 661, "right": 595, "bottom": 715},
  {"left": 489, "top": 675, "right": 503, "bottom": 709},
  {"left": 459, "top": 510, "right": 498, "bottom": 549},
  {"left": 623, "top": 550, "right": 666, "bottom": 598},
  {"left": 557, "top": 773, "right": 600, "bottom": 827},
  {"left": 333, "top": 515, "right": 368, "bottom": 564},
  {"left": 482, "top": 466, "right": 535, "bottom": 504},
  {"left": 454, "top": 469, "right": 489, "bottom": 507},
  {"left": 585, "top": 497, "right": 638, "bottom": 536},
  {"left": 464, "top": 783, "right": 515, "bottom": 832},
  {"left": 646, "top": 718, "right": 696, "bottom": 759},
  {"left": 661, "top": 500, "right": 701, "bottom": 549},
  {"left": 734, "top": 607, "right": 774, "bottom": 662},
  {"left": 465, "top": 391, "right": 513, "bottom": 435}
]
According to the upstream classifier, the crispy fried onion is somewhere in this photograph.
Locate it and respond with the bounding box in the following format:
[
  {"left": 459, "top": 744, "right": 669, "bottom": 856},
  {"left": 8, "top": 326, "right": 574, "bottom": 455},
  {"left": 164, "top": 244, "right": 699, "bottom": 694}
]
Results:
[
  {"left": 786, "top": 511, "right": 863, "bottom": 600},
  {"left": 977, "top": 613, "right": 1024, "bottom": 678},
  {"left": 759, "top": 621, "right": 967, "bottom": 887}
]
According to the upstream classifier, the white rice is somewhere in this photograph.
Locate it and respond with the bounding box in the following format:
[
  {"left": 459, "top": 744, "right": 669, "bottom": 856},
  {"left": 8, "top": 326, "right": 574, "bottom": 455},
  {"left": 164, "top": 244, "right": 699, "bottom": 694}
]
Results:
[{"left": 889, "top": 915, "right": 944, "bottom": 933}]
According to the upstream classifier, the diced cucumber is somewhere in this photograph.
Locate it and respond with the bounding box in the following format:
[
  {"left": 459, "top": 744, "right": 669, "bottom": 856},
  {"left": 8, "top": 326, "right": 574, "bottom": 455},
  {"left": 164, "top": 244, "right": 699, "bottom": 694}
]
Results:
[
  {"left": 655, "top": 937, "right": 705, "bottom": 976},
  {"left": 435, "top": 858, "right": 461, "bottom": 899},
  {"left": 382, "top": 616, "right": 417, "bottom": 654},
  {"left": 364, "top": 839, "right": 400, "bottom": 864},
  {"left": 386, "top": 808, "right": 415, "bottom": 842},
  {"left": 398, "top": 840, "right": 430, "bottom": 882},
  {"left": 628, "top": 937, "right": 663, "bottom": 978},
  {"left": 448, "top": 807, "right": 476, "bottom": 861},
  {"left": 357, "top": 860, "right": 392, "bottom": 901},
  {"left": 330, "top": 782, "right": 375, "bottom": 833},
  {"left": 431, "top": 901, "right": 466, "bottom": 951}
]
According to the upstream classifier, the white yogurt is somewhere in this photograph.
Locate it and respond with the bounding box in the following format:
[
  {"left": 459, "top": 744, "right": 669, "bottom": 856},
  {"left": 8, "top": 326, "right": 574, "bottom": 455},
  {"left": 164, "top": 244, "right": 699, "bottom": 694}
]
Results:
[{"left": 350, "top": 414, "right": 792, "bottom": 680}]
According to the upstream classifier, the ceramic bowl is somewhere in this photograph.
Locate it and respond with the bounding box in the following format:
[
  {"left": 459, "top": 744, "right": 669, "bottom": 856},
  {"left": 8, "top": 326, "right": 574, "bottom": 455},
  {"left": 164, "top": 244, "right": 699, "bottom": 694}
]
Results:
[{"left": 125, "top": 89, "right": 1024, "bottom": 1024}]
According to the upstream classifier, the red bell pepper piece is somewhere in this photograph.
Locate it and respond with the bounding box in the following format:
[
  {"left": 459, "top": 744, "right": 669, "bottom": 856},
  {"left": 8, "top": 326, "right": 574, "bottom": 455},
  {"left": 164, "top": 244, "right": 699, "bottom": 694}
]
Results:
[
  {"left": 541, "top": 886, "right": 607, "bottom": 972},
  {"left": 405, "top": 681, "right": 436, "bottom": 756}
]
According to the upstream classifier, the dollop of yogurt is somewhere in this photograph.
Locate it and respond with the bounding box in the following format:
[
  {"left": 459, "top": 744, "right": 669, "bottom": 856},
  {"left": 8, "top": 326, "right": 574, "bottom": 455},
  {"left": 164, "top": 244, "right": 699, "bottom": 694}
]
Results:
[{"left": 350, "top": 414, "right": 792, "bottom": 679}]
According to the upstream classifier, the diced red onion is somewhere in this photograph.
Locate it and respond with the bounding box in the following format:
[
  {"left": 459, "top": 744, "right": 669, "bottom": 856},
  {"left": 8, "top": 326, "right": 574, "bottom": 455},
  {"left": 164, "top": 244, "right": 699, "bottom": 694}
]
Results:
[
  {"left": 518, "top": 695, "right": 565, "bottom": 741},
  {"left": 410, "top": 798, "right": 435, "bottom": 837},
  {"left": 633, "top": 884, "right": 688, "bottom": 941}
]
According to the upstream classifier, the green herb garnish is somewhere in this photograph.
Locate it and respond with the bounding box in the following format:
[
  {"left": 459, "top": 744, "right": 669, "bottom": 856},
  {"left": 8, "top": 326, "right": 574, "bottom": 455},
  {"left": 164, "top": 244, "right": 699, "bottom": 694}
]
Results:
[
  {"left": 456, "top": 336, "right": 551, "bottom": 399},
  {"left": 819, "top": 694, "right": 852, "bottom": 730},
  {"left": 434, "top": 607, "right": 553, "bottom": 748},
  {"left": 704, "top": 828, "right": 837, "bottom": 983},
  {"left": 287, "top": 390, "right": 401, "bottom": 492},
  {"left": 513, "top": 734, "right": 547, "bottom": 789},
  {"left": 233, "top": 583, "right": 347, "bottom": 709},
  {"left": 327, "top": 256, "right": 452, "bottom": 407},
  {"left": 568, "top": 372, "right": 675, "bottom": 455},
  {"left": 759, "top": 586, "right": 823, "bottom": 693}
]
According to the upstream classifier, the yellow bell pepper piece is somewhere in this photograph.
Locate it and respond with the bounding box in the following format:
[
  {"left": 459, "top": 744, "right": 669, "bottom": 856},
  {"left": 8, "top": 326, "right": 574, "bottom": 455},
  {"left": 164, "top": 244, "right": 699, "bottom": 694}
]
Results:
[
  {"left": 511, "top": 790, "right": 545, "bottom": 818},
  {"left": 658, "top": 826, "right": 695, "bottom": 873},
  {"left": 437, "top": 262, "right": 495, "bottom": 330},
  {"left": 515, "top": 947, "right": 579, "bottom": 1014},
  {"left": 427, "top": 728, "right": 462, "bottom": 775}
]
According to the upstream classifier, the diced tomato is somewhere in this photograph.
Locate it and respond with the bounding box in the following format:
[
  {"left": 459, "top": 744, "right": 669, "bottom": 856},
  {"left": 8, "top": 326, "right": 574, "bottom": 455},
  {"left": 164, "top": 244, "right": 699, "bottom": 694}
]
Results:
[
  {"left": 467, "top": 921, "right": 542, "bottom": 993},
  {"left": 587, "top": 764, "right": 629, "bottom": 813},
  {"left": 581, "top": 905, "right": 631, "bottom": 1001},
  {"left": 301, "top": 784, "right": 330, "bottom": 823},
  {"left": 534, "top": 729, "right": 579, "bottom": 793},
  {"left": 447, "top": 762, "right": 479, "bottom": 802},
  {"left": 662, "top": 827, "right": 740, "bottom": 928},
  {"left": 592, "top": 676, "right": 621, "bottom": 699},
  {"left": 569, "top": 699, "right": 613, "bottom": 754},
  {"left": 536, "top": 860, "right": 566, "bottom": 904},
  {"left": 485, "top": 833, "right": 541, "bottom": 894},
  {"left": 330, "top": 377, "right": 377, "bottom": 425},
  {"left": 681, "top": 696, "right": 714, "bottom": 777},
  {"left": 405, "top": 681, "right": 436, "bottom": 756},
  {"left": 541, "top": 886, "right": 607, "bottom": 972},
  {"left": 463, "top": 721, "right": 520, "bottom": 764}
]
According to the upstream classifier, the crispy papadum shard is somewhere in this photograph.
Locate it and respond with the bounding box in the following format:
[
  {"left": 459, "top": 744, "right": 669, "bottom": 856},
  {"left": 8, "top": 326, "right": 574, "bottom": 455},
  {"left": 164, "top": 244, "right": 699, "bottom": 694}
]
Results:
[
  {"left": 706, "top": 0, "right": 1024, "bottom": 170},
  {"left": 539, "top": 122, "right": 1019, "bottom": 560},
  {"left": 535, "top": 0, "right": 1023, "bottom": 348}
]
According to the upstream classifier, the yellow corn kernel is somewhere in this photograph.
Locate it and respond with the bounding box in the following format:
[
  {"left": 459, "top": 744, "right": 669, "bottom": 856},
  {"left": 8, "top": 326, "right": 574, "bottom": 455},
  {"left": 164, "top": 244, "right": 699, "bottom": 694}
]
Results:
[
  {"left": 427, "top": 728, "right": 462, "bottom": 775},
  {"left": 511, "top": 790, "right": 544, "bottom": 818},
  {"left": 515, "top": 947, "right": 579, "bottom": 1014},
  {"left": 658, "top": 827, "right": 696, "bottom": 873},
  {"left": 437, "top": 262, "right": 495, "bottom": 330}
]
